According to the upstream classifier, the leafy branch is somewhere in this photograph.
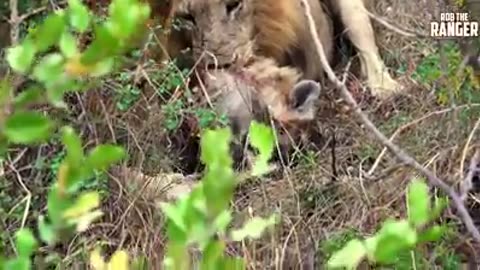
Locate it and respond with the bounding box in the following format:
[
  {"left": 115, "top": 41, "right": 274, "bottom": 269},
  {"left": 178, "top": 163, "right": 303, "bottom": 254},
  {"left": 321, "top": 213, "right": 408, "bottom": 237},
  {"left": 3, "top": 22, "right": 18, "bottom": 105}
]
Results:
[
  {"left": 299, "top": 0, "right": 480, "bottom": 243},
  {"left": 328, "top": 179, "right": 449, "bottom": 269},
  {"left": 1, "top": 0, "right": 151, "bottom": 268},
  {"left": 160, "top": 121, "right": 279, "bottom": 269},
  {"left": 1, "top": 0, "right": 280, "bottom": 268}
]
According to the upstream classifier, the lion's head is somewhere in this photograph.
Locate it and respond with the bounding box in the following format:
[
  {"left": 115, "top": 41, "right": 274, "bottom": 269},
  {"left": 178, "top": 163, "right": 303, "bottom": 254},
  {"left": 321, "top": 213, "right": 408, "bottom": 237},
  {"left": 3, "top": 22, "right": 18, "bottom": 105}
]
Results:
[
  {"left": 174, "top": 0, "right": 256, "bottom": 68},
  {"left": 173, "top": 0, "right": 302, "bottom": 69}
]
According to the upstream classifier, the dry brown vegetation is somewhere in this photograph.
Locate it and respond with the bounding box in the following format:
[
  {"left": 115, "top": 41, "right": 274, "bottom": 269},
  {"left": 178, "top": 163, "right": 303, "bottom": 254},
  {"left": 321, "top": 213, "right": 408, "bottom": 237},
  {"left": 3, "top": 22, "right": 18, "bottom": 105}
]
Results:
[{"left": 1, "top": 0, "right": 480, "bottom": 269}]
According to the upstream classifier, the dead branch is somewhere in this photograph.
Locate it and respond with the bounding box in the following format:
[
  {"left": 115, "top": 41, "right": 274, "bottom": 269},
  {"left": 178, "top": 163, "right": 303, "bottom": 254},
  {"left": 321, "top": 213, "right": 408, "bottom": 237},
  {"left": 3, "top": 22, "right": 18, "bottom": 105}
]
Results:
[
  {"left": 368, "top": 104, "right": 480, "bottom": 175},
  {"left": 7, "top": 0, "right": 68, "bottom": 45},
  {"left": 365, "top": 9, "right": 429, "bottom": 38},
  {"left": 299, "top": 0, "right": 480, "bottom": 242},
  {"left": 9, "top": 0, "right": 19, "bottom": 44}
]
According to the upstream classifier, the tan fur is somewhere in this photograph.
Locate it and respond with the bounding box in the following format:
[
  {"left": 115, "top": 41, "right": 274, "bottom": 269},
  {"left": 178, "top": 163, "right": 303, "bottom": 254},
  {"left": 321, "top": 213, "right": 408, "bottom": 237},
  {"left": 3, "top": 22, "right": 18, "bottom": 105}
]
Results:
[
  {"left": 329, "top": 0, "right": 400, "bottom": 97},
  {"left": 252, "top": 0, "right": 303, "bottom": 61},
  {"left": 203, "top": 56, "right": 321, "bottom": 138},
  {"left": 144, "top": 0, "right": 403, "bottom": 140},
  {"left": 170, "top": 0, "right": 334, "bottom": 81},
  {"left": 157, "top": 0, "right": 401, "bottom": 97}
]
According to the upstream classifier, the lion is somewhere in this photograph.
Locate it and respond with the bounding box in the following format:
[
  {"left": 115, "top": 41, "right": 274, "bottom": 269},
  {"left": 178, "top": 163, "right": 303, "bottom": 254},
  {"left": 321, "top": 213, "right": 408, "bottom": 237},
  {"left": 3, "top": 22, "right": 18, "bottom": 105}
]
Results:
[
  {"left": 154, "top": 0, "right": 400, "bottom": 99},
  {"left": 141, "top": 0, "right": 402, "bottom": 167},
  {"left": 171, "top": 0, "right": 333, "bottom": 83}
]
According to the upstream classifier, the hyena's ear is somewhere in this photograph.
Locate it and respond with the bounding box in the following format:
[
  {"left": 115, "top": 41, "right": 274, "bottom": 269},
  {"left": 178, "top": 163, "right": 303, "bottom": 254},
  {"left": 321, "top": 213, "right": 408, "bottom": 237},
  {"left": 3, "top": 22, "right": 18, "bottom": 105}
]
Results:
[{"left": 288, "top": 80, "right": 321, "bottom": 120}]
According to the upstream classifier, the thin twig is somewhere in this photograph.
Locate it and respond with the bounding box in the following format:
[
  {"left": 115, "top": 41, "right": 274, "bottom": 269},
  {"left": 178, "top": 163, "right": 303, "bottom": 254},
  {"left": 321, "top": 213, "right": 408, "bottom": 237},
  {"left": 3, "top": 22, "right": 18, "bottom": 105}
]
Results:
[
  {"left": 19, "top": 1, "right": 66, "bottom": 22},
  {"left": 9, "top": 0, "right": 19, "bottom": 44},
  {"left": 6, "top": 162, "right": 31, "bottom": 228},
  {"left": 299, "top": 0, "right": 480, "bottom": 242},
  {"left": 365, "top": 9, "right": 429, "bottom": 38},
  {"left": 368, "top": 104, "right": 480, "bottom": 175},
  {"left": 7, "top": 0, "right": 68, "bottom": 44},
  {"left": 364, "top": 162, "right": 409, "bottom": 183}
]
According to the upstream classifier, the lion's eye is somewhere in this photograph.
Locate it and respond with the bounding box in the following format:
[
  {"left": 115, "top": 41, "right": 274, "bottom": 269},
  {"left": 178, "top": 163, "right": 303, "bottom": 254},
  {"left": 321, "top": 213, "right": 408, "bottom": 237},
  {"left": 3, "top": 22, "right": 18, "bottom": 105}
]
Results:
[{"left": 226, "top": 0, "right": 241, "bottom": 14}]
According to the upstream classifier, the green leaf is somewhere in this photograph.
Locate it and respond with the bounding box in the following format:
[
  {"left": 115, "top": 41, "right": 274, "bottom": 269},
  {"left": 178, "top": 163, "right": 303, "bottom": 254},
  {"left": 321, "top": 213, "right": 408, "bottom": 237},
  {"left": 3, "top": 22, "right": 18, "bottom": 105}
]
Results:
[
  {"left": 86, "top": 144, "right": 126, "bottom": 171},
  {"left": 430, "top": 196, "right": 449, "bottom": 221},
  {"left": 13, "top": 87, "right": 44, "bottom": 109},
  {"left": 68, "top": 209, "right": 103, "bottom": 232},
  {"left": 179, "top": 187, "right": 207, "bottom": 239},
  {"left": 165, "top": 219, "right": 188, "bottom": 246},
  {"left": 200, "top": 128, "right": 235, "bottom": 216},
  {"left": 15, "top": 229, "right": 38, "bottom": 257},
  {"left": 47, "top": 185, "right": 73, "bottom": 225},
  {"left": 62, "top": 160, "right": 95, "bottom": 193},
  {"left": 45, "top": 76, "right": 77, "bottom": 108},
  {"left": 68, "top": 0, "right": 91, "bottom": 33},
  {"left": 160, "top": 202, "right": 187, "bottom": 232},
  {"left": 249, "top": 122, "right": 274, "bottom": 158},
  {"left": 364, "top": 235, "right": 380, "bottom": 262},
  {"left": 3, "top": 111, "right": 54, "bottom": 144},
  {"left": 200, "top": 240, "right": 225, "bottom": 270},
  {"left": 90, "top": 58, "right": 115, "bottom": 77},
  {"left": 327, "top": 239, "right": 366, "bottom": 270},
  {"left": 138, "top": 3, "right": 151, "bottom": 23},
  {"left": 38, "top": 216, "right": 57, "bottom": 245},
  {"left": 213, "top": 210, "right": 232, "bottom": 235},
  {"left": 407, "top": 178, "right": 430, "bottom": 227},
  {"left": 251, "top": 159, "right": 271, "bottom": 177},
  {"left": 199, "top": 127, "right": 235, "bottom": 216},
  {"left": 31, "top": 11, "right": 66, "bottom": 52},
  {"left": 163, "top": 242, "right": 190, "bottom": 270},
  {"left": 107, "top": 250, "right": 129, "bottom": 270},
  {"left": 108, "top": 0, "right": 150, "bottom": 40},
  {"left": 230, "top": 215, "right": 278, "bottom": 241},
  {"left": 90, "top": 248, "right": 106, "bottom": 269},
  {"left": 59, "top": 31, "right": 78, "bottom": 58},
  {"left": 6, "top": 39, "right": 37, "bottom": 73},
  {"left": 63, "top": 191, "right": 100, "bottom": 219},
  {"left": 63, "top": 192, "right": 103, "bottom": 232},
  {"left": 200, "top": 128, "right": 232, "bottom": 169},
  {"left": 221, "top": 257, "right": 245, "bottom": 270},
  {"left": 248, "top": 121, "right": 274, "bottom": 176},
  {"left": 3, "top": 257, "right": 30, "bottom": 270},
  {"left": 418, "top": 225, "right": 447, "bottom": 243},
  {"left": 32, "top": 53, "right": 65, "bottom": 84},
  {"left": 81, "top": 25, "right": 119, "bottom": 65},
  {"left": 61, "top": 126, "right": 84, "bottom": 166},
  {"left": 371, "top": 220, "right": 417, "bottom": 264}
]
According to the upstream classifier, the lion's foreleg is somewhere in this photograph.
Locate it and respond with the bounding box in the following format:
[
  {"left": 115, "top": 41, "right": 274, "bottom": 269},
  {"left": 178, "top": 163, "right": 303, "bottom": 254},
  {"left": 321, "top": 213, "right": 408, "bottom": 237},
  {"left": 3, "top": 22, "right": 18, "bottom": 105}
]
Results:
[{"left": 335, "top": 0, "right": 400, "bottom": 98}]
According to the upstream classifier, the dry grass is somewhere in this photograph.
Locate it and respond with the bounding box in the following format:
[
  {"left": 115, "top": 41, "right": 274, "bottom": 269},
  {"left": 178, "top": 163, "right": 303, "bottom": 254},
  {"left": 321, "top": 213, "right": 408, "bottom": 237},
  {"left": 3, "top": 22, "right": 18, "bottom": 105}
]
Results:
[{"left": 2, "top": 0, "right": 480, "bottom": 269}]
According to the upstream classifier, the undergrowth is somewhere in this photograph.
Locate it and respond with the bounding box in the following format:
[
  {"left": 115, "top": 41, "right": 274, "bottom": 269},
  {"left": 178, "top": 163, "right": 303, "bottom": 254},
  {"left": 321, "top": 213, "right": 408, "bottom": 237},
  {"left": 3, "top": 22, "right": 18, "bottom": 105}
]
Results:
[{"left": 0, "top": 0, "right": 479, "bottom": 269}]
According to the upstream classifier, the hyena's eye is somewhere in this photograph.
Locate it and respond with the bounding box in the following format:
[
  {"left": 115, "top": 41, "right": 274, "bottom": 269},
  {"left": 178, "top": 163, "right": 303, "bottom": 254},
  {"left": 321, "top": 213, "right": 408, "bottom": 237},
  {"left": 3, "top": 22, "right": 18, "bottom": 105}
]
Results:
[
  {"left": 226, "top": 0, "right": 241, "bottom": 15},
  {"left": 178, "top": 13, "right": 196, "bottom": 25}
]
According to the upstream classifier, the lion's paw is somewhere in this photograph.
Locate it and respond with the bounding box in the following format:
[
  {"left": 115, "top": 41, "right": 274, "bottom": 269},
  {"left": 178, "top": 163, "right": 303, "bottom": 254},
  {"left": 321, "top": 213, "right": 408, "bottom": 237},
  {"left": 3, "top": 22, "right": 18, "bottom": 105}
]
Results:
[{"left": 366, "top": 72, "right": 403, "bottom": 99}]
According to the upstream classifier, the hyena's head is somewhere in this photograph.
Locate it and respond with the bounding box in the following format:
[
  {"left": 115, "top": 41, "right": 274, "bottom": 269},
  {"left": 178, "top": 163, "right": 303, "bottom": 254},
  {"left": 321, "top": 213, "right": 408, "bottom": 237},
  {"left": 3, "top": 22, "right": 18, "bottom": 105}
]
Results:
[
  {"left": 203, "top": 57, "right": 322, "bottom": 143},
  {"left": 174, "top": 0, "right": 256, "bottom": 68}
]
